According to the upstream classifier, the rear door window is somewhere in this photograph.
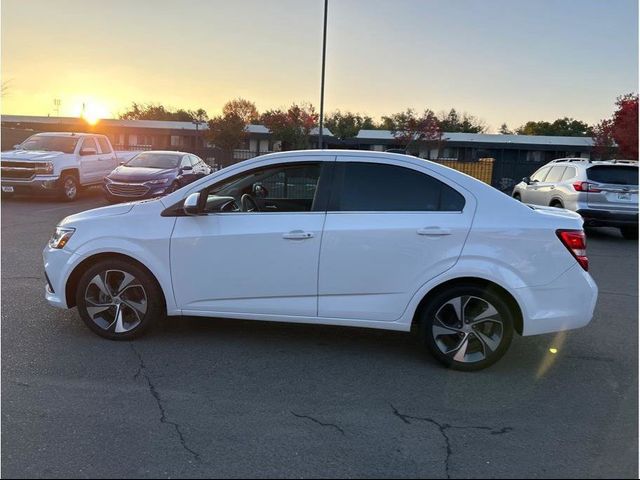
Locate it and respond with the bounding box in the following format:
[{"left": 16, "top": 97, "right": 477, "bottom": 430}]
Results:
[
  {"left": 96, "top": 137, "right": 112, "bottom": 154},
  {"left": 333, "top": 162, "right": 465, "bottom": 212},
  {"left": 587, "top": 166, "right": 638, "bottom": 185},
  {"left": 545, "top": 166, "right": 566, "bottom": 183},
  {"left": 560, "top": 166, "right": 577, "bottom": 181}
]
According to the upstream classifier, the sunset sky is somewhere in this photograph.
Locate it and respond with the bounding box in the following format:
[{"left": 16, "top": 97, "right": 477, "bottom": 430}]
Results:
[{"left": 1, "top": 0, "right": 638, "bottom": 132}]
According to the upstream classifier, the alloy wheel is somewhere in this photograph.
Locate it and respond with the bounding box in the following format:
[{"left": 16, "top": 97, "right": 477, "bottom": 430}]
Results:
[
  {"left": 84, "top": 269, "right": 148, "bottom": 333},
  {"left": 64, "top": 178, "right": 77, "bottom": 200},
  {"left": 431, "top": 295, "right": 504, "bottom": 364}
]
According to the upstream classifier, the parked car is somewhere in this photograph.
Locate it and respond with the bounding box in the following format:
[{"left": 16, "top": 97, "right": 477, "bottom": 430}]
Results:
[
  {"left": 103, "top": 151, "right": 211, "bottom": 202},
  {"left": 1, "top": 132, "right": 120, "bottom": 201},
  {"left": 512, "top": 158, "right": 639, "bottom": 239},
  {"left": 43, "top": 150, "right": 598, "bottom": 371}
]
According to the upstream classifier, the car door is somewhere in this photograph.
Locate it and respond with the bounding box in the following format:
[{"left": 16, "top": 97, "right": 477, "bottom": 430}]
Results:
[
  {"left": 177, "top": 155, "right": 197, "bottom": 186},
  {"left": 170, "top": 158, "right": 332, "bottom": 317},
  {"left": 534, "top": 165, "right": 566, "bottom": 205},
  {"left": 96, "top": 136, "right": 117, "bottom": 178},
  {"left": 189, "top": 155, "right": 209, "bottom": 179},
  {"left": 521, "top": 166, "right": 551, "bottom": 204},
  {"left": 78, "top": 137, "right": 100, "bottom": 183},
  {"left": 317, "top": 157, "right": 475, "bottom": 322}
]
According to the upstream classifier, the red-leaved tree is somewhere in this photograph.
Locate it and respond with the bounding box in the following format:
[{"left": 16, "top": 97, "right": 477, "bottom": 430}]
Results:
[
  {"left": 389, "top": 108, "right": 444, "bottom": 157},
  {"left": 611, "top": 93, "right": 638, "bottom": 160},
  {"left": 261, "top": 102, "right": 318, "bottom": 150},
  {"left": 591, "top": 119, "right": 616, "bottom": 160}
]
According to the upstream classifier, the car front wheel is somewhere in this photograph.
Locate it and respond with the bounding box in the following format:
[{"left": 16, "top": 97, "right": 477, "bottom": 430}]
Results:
[
  {"left": 420, "top": 285, "right": 515, "bottom": 371},
  {"left": 75, "top": 259, "right": 165, "bottom": 340},
  {"left": 59, "top": 174, "right": 79, "bottom": 202}
]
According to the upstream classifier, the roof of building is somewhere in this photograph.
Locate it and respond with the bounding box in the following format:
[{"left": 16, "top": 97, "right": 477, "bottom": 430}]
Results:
[{"left": 355, "top": 129, "right": 594, "bottom": 147}]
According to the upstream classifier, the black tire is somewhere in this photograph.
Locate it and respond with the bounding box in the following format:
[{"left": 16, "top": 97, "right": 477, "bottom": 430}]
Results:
[
  {"left": 620, "top": 226, "right": 638, "bottom": 240},
  {"left": 512, "top": 193, "right": 521, "bottom": 202},
  {"left": 550, "top": 200, "right": 563, "bottom": 208},
  {"left": 419, "top": 284, "right": 514, "bottom": 371},
  {"left": 59, "top": 173, "right": 79, "bottom": 202},
  {"left": 75, "top": 259, "right": 165, "bottom": 340}
]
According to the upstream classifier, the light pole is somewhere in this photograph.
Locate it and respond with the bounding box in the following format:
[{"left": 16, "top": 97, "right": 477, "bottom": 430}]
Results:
[{"left": 318, "top": 0, "right": 328, "bottom": 149}]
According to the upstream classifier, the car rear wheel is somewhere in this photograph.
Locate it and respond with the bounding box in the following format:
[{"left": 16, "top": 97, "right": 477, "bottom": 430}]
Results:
[
  {"left": 513, "top": 193, "right": 521, "bottom": 201},
  {"left": 550, "top": 200, "right": 563, "bottom": 208},
  {"left": 75, "top": 259, "right": 165, "bottom": 340},
  {"left": 59, "top": 174, "right": 79, "bottom": 202},
  {"left": 420, "top": 285, "right": 514, "bottom": 371},
  {"left": 620, "top": 226, "right": 638, "bottom": 240}
]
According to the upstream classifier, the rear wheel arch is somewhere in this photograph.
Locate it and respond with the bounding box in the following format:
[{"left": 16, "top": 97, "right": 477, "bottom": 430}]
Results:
[
  {"left": 549, "top": 198, "right": 564, "bottom": 208},
  {"left": 65, "top": 252, "right": 167, "bottom": 311},
  {"left": 411, "top": 277, "right": 524, "bottom": 336}
]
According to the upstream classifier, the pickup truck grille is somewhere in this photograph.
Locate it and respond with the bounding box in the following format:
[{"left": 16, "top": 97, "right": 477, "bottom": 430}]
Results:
[
  {"left": 1, "top": 161, "right": 38, "bottom": 180},
  {"left": 106, "top": 182, "right": 150, "bottom": 197}
]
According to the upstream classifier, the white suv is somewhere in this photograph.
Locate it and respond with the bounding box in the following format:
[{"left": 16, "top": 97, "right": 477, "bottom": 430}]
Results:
[
  {"left": 512, "top": 158, "right": 639, "bottom": 239},
  {"left": 43, "top": 151, "right": 598, "bottom": 370}
]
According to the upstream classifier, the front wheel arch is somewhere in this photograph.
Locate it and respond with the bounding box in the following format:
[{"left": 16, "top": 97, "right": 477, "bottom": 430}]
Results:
[
  {"left": 411, "top": 277, "right": 524, "bottom": 336},
  {"left": 65, "top": 252, "right": 166, "bottom": 311}
]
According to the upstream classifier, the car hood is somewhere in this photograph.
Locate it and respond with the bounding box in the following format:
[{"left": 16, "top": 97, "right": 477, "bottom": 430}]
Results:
[
  {"left": 59, "top": 202, "right": 136, "bottom": 227},
  {"left": 1, "top": 150, "right": 65, "bottom": 162},
  {"left": 107, "top": 166, "right": 176, "bottom": 182}
]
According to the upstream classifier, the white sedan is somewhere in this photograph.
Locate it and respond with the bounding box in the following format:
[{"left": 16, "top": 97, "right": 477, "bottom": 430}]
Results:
[{"left": 43, "top": 150, "right": 598, "bottom": 370}]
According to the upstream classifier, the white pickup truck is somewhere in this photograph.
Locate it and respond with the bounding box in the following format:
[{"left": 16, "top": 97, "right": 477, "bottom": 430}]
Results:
[{"left": 1, "top": 132, "right": 138, "bottom": 201}]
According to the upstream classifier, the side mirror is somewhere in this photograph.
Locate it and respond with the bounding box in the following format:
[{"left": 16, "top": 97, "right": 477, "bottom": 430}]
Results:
[
  {"left": 253, "top": 183, "right": 268, "bottom": 198},
  {"left": 81, "top": 148, "right": 97, "bottom": 156},
  {"left": 183, "top": 192, "right": 202, "bottom": 216},
  {"left": 13, "top": 144, "right": 21, "bottom": 149},
  {"left": 181, "top": 165, "right": 193, "bottom": 172},
  {"left": 523, "top": 176, "right": 531, "bottom": 185}
]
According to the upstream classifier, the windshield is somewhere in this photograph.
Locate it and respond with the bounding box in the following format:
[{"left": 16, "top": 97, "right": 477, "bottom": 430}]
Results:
[
  {"left": 19, "top": 134, "right": 78, "bottom": 154},
  {"left": 125, "top": 152, "right": 181, "bottom": 169},
  {"left": 587, "top": 165, "right": 638, "bottom": 185}
]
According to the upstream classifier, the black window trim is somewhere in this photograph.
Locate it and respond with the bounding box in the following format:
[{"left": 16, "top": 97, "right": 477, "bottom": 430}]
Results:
[{"left": 327, "top": 161, "right": 466, "bottom": 214}]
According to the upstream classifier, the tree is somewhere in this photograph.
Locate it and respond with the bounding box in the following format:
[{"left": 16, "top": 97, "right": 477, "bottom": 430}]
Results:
[
  {"left": 324, "top": 110, "right": 375, "bottom": 140},
  {"left": 119, "top": 102, "right": 207, "bottom": 122},
  {"left": 222, "top": 98, "right": 259, "bottom": 124},
  {"left": 437, "top": 109, "right": 487, "bottom": 133},
  {"left": 499, "top": 123, "right": 512, "bottom": 134},
  {"left": 610, "top": 93, "right": 638, "bottom": 159},
  {"left": 206, "top": 112, "right": 247, "bottom": 158},
  {"left": 591, "top": 119, "right": 616, "bottom": 160},
  {"left": 388, "top": 108, "right": 444, "bottom": 157},
  {"left": 515, "top": 117, "right": 592, "bottom": 136},
  {"left": 261, "top": 102, "right": 318, "bottom": 150}
]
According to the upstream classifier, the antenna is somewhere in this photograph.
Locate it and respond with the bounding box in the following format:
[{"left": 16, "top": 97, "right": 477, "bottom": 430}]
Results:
[{"left": 53, "top": 98, "right": 61, "bottom": 116}]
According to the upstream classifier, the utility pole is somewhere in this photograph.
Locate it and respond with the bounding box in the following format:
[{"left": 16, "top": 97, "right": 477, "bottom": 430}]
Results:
[{"left": 318, "top": 0, "right": 328, "bottom": 149}]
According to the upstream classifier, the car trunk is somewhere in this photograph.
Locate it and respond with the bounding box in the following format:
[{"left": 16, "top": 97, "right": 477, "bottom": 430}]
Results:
[{"left": 586, "top": 165, "right": 638, "bottom": 213}]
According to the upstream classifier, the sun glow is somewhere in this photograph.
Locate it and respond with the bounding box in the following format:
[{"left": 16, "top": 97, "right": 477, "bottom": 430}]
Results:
[{"left": 79, "top": 102, "right": 110, "bottom": 125}]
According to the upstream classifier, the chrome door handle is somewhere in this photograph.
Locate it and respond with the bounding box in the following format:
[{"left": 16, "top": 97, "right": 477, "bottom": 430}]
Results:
[
  {"left": 417, "top": 227, "right": 452, "bottom": 236},
  {"left": 283, "top": 230, "right": 314, "bottom": 240}
]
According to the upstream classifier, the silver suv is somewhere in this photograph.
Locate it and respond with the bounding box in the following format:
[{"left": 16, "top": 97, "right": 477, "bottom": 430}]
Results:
[{"left": 512, "top": 158, "right": 639, "bottom": 239}]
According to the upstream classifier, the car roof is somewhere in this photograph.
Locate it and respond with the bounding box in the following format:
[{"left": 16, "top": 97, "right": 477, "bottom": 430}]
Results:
[
  {"left": 133, "top": 150, "right": 190, "bottom": 155},
  {"left": 548, "top": 158, "right": 639, "bottom": 167},
  {"left": 32, "top": 132, "right": 100, "bottom": 137}
]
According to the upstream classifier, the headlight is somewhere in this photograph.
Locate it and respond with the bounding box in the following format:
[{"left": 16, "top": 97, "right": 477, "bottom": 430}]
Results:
[
  {"left": 49, "top": 227, "right": 75, "bottom": 249},
  {"left": 146, "top": 178, "right": 170, "bottom": 185},
  {"left": 35, "top": 162, "right": 54, "bottom": 175}
]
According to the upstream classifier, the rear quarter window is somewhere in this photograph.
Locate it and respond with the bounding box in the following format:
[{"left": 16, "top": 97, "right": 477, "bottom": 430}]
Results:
[{"left": 587, "top": 166, "right": 638, "bottom": 185}]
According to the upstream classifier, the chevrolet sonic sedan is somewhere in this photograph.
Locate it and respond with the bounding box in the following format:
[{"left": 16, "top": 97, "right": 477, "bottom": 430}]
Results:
[
  {"left": 44, "top": 150, "right": 598, "bottom": 370},
  {"left": 103, "top": 150, "right": 211, "bottom": 202}
]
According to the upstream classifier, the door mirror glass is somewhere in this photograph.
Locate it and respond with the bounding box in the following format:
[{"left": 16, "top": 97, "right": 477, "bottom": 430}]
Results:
[
  {"left": 252, "top": 183, "right": 268, "bottom": 198},
  {"left": 181, "top": 165, "right": 193, "bottom": 172},
  {"left": 81, "top": 148, "right": 97, "bottom": 156},
  {"left": 523, "top": 176, "right": 531, "bottom": 185},
  {"left": 183, "top": 192, "right": 202, "bottom": 215}
]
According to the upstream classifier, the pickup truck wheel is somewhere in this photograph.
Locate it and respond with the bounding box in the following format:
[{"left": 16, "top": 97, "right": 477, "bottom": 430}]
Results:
[{"left": 59, "top": 174, "right": 79, "bottom": 202}]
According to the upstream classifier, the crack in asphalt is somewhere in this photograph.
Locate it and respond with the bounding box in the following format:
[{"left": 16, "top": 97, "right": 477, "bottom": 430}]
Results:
[
  {"left": 290, "top": 411, "right": 346, "bottom": 436},
  {"left": 390, "top": 404, "right": 512, "bottom": 478},
  {"left": 130, "top": 344, "right": 201, "bottom": 463}
]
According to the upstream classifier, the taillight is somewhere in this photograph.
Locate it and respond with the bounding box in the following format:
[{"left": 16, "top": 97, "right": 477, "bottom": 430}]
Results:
[
  {"left": 572, "top": 181, "right": 601, "bottom": 193},
  {"left": 556, "top": 229, "right": 588, "bottom": 271}
]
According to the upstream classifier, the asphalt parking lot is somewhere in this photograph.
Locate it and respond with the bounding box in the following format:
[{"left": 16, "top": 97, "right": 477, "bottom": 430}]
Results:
[{"left": 1, "top": 188, "right": 638, "bottom": 479}]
